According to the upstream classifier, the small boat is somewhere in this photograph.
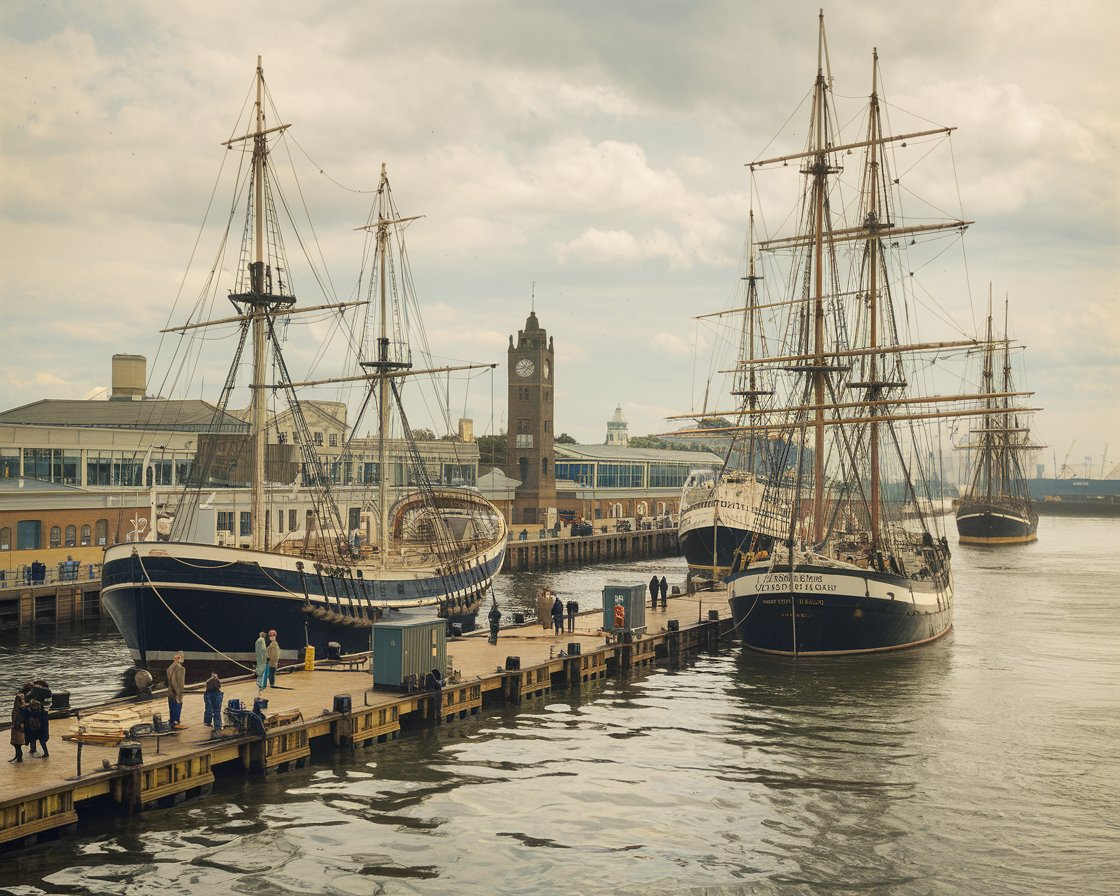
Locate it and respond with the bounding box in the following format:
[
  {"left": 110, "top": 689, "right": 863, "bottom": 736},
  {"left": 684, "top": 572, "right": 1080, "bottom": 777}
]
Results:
[
  {"left": 102, "top": 59, "right": 506, "bottom": 677},
  {"left": 710, "top": 14, "right": 997, "bottom": 655},
  {"left": 955, "top": 299, "right": 1039, "bottom": 545}
]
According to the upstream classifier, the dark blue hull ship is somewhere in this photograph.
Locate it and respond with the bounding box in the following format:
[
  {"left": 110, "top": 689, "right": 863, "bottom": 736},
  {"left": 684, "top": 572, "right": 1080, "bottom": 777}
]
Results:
[
  {"left": 955, "top": 500, "right": 1038, "bottom": 545},
  {"left": 102, "top": 537, "right": 505, "bottom": 678},
  {"left": 727, "top": 559, "right": 953, "bottom": 656}
]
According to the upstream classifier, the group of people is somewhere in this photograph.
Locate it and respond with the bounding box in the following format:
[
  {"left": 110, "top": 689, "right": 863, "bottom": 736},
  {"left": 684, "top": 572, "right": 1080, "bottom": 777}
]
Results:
[
  {"left": 649, "top": 575, "right": 670, "bottom": 609},
  {"left": 550, "top": 595, "right": 580, "bottom": 635},
  {"left": 8, "top": 680, "right": 52, "bottom": 763}
]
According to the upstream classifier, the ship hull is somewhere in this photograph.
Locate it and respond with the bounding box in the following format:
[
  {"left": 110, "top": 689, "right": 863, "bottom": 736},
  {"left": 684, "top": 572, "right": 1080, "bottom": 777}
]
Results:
[
  {"left": 101, "top": 539, "right": 504, "bottom": 679},
  {"left": 727, "top": 564, "right": 953, "bottom": 656},
  {"left": 955, "top": 501, "right": 1038, "bottom": 545}
]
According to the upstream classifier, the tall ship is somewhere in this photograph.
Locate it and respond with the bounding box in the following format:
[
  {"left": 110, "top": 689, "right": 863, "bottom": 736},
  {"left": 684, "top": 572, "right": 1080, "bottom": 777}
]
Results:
[
  {"left": 955, "top": 300, "right": 1039, "bottom": 545},
  {"left": 101, "top": 60, "right": 507, "bottom": 677},
  {"left": 710, "top": 15, "right": 1002, "bottom": 655},
  {"left": 676, "top": 213, "right": 791, "bottom": 585}
]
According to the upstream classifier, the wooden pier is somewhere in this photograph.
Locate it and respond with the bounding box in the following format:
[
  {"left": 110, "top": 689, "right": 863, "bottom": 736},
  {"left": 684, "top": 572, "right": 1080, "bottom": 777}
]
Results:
[
  {"left": 1, "top": 592, "right": 733, "bottom": 850},
  {"left": 502, "top": 524, "right": 678, "bottom": 571},
  {"left": 0, "top": 579, "right": 103, "bottom": 630}
]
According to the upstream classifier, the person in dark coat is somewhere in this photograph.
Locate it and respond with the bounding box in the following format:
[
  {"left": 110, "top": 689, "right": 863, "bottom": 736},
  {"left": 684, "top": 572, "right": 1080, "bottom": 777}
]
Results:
[
  {"left": 9, "top": 690, "right": 28, "bottom": 763},
  {"left": 551, "top": 596, "right": 564, "bottom": 635},
  {"left": 649, "top": 575, "right": 659, "bottom": 608},
  {"left": 659, "top": 576, "right": 668, "bottom": 609},
  {"left": 565, "top": 599, "right": 579, "bottom": 632},
  {"left": 487, "top": 601, "right": 502, "bottom": 644},
  {"left": 26, "top": 699, "right": 49, "bottom": 758}
]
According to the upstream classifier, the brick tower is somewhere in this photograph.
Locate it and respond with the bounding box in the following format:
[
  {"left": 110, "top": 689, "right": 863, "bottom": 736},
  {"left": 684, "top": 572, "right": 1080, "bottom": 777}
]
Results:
[{"left": 506, "top": 310, "right": 556, "bottom": 526}]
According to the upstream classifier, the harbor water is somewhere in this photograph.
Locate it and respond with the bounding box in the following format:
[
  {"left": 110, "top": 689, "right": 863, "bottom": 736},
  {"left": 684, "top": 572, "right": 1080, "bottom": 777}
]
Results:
[{"left": 2, "top": 515, "right": 1118, "bottom": 894}]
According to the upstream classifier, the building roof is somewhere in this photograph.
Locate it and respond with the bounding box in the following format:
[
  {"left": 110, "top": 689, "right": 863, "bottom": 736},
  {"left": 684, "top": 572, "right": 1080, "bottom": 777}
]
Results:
[
  {"left": 555, "top": 443, "right": 722, "bottom": 465},
  {"left": 0, "top": 399, "right": 247, "bottom": 433}
]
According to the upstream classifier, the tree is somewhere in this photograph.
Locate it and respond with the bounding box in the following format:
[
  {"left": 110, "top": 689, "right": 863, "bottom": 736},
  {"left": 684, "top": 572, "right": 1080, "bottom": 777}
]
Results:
[
  {"left": 476, "top": 432, "right": 507, "bottom": 468},
  {"left": 410, "top": 427, "right": 437, "bottom": 441},
  {"left": 555, "top": 432, "right": 577, "bottom": 444},
  {"left": 628, "top": 435, "right": 670, "bottom": 449}
]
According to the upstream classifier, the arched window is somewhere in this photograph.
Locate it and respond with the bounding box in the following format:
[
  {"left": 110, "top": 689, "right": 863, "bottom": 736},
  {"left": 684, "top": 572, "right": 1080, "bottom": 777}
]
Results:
[
  {"left": 519, "top": 456, "right": 529, "bottom": 484},
  {"left": 610, "top": 503, "right": 623, "bottom": 519},
  {"left": 636, "top": 501, "right": 648, "bottom": 516},
  {"left": 0, "top": 527, "right": 10, "bottom": 550},
  {"left": 65, "top": 525, "right": 77, "bottom": 547},
  {"left": 541, "top": 457, "right": 549, "bottom": 478},
  {"left": 50, "top": 526, "right": 62, "bottom": 548},
  {"left": 95, "top": 519, "right": 108, "bottom": 546},
  {"left": 81, "top": 525, "right": 91, "bottom": 546}
]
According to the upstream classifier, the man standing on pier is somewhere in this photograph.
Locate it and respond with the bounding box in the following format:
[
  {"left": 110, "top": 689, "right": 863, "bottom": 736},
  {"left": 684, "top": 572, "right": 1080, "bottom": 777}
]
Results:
[
  {"left": 551, "top": 595, "right": 564, "bottom": 636},
  {"left": 649, "top": 575, "right": 659, "bottom": 609},
  {"left": 167, "top": 653, "right": 186, "bottom": 730},
  {"left": 265, "top": 630, "right": 280, "bottom": 688},
  {"left": 487, "top": 600, "right": 502, "bottom": 644},
  {"left": 566, "top": 598, "right": 579, "bottom": 632}
]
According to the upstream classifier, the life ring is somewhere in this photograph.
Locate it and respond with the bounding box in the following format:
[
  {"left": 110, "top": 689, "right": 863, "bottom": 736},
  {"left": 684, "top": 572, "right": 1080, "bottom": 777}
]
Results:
[{"left": 613, "top": 605, "right": 625, "bottom": 628}]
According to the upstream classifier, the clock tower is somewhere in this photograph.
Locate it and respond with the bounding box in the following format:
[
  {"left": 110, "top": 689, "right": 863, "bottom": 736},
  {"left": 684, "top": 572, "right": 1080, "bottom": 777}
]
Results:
[{"left": 506, "top": 310, "right": 556, "bottom": 526}]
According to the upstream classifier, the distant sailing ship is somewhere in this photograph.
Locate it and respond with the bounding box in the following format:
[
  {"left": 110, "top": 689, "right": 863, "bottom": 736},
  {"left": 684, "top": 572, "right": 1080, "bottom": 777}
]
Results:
[
  {"left": 101, "top": 59, "right": 506, "bottom": 676},
  {"left": 956, "top": 300, "right": 1040, "bottom": 545},
  {"left": 676, "top": 213, "right": 790, "bottom": 585},
  {"left": 699, "top": 14, "right": 1007, "bottom": 656}
]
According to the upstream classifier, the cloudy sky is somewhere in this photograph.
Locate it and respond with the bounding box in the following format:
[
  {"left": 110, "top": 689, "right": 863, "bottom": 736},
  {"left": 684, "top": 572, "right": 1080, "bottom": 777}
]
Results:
[{"left": 2, "top": 1, "right": 1117, "bottom": 477}]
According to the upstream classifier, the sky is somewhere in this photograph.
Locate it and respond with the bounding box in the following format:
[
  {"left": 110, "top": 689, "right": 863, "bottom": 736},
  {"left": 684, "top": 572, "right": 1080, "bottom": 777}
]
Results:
[{"left": 2, "top": 1, "right": 1117, "bottom": 478}]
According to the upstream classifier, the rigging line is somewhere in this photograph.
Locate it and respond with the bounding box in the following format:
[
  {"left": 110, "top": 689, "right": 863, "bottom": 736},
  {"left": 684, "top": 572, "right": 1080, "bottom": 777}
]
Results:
[{"left": 137, "top": 553, "right": 256, "bottom": 673}]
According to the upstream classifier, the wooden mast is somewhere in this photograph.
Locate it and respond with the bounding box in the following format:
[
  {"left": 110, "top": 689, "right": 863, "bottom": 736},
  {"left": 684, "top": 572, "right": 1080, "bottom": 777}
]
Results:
[
  {"left": 810, "top": 13, "right": 829, "bottom": 544},
  {"left": 249, "top": 57, "right": 269, "bottom": 551},
  {"left": 867, "top": 48, "right": 882, "bottom": 547}
]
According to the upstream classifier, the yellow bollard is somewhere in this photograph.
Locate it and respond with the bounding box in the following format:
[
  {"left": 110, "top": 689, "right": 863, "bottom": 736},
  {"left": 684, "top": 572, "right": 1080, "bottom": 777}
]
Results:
[{"left": 303, "top": 645, "right": 316, "bottom": 671}]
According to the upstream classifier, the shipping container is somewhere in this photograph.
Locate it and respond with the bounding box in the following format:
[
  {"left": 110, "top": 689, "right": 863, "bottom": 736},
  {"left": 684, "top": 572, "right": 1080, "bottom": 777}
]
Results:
[
  {"left": 372, "top": 616, "right": 447, "bottom": 688},
  {"left": 601, "top": 583, "right": 647, "bottom": 636}
]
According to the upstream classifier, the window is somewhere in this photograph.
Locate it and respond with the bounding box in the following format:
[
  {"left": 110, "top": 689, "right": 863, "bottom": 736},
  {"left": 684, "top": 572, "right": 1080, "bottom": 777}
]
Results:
[
  {"left": 217, "top": 512, "right": 234, "bottom": 534},
  {"left": 0, "top": 449, "right": 18, "bottom": 479},
  {"left": 519, "top": 456, "right": 529, "bottom": 484},
  {"left": 95, "top": 519, "right": 108, "bottom": 546},
  {"left": 277, "top": 431, "right": 288, "bottom": 444},
  {"left": 50, "top": 526, "right": 62, "bottom": 548},
  {"left": 517, "top": 387, "right": 529, "bottom": 402},
  {"left": 517, "top": 418, "right": 531, "bottom": 434},
  {"left": 0, "top": 527, "right": 10, "bottom": 550},
  {"left": 314, "top": 432, "right": 324, "bottom": 446},
  {"left": 288, "top": 509, "right": 298, "bottom": 531},
  {"left": 81, "top": 525, "right": 91, "bottom": 546},
  {"left": 65, "top": 525, "right": 77, "bottom": 547},
  {"left": 515, "top": 434, "right": 533, "bottom": 448},
  {"left": 277, "top": 510, "right": 285, "bottom": 532},
  {"left": 17, "top": 520, "right": 41, "bottom": 551},
  {"left": 544, "top": 421, "right": 550, "bottom": 432},
  {"left": 329, "top": 433, "right": 338, "bottom": 447},
  {"left": 542, "top": 457, "right": 549, "bottom": 478},
  {"left": 239, "top": 512, "right": 252, "bottom": 537}
]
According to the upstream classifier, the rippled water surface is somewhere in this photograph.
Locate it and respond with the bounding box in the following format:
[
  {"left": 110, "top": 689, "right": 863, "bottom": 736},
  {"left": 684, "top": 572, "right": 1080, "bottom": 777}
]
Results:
[{"left": 2, "top": 516, "right": 1118, "bottom": 895}]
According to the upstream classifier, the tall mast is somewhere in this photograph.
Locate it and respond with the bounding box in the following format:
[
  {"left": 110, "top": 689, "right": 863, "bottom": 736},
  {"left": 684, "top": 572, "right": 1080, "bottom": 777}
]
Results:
[
  {"left": 867, "top": 48, "right": 882, "bottom": 545},
  {"left": 358, "top": 164, "right": 418, "bottom": 569},
  {"left": 249, "top": 57, "right": 268, "bottom": 551},
  {"left": 810, "top": 11, "right": 829, "bottom": 542}
]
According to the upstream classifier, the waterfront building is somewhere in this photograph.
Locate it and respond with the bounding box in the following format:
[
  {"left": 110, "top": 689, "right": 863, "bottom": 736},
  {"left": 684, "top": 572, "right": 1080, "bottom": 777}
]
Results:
[{"left": 0, "top": 356, "right": 481, "bottom": 579}]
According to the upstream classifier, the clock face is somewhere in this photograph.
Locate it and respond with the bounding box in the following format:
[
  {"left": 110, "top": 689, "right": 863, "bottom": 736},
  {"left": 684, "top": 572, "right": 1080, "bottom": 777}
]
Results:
[
  {"left": 543, "top": 360, "right": 551, "bottom": 380},
  {"left": 515, "top": 358, "right": 535, "bottom": 378}
]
